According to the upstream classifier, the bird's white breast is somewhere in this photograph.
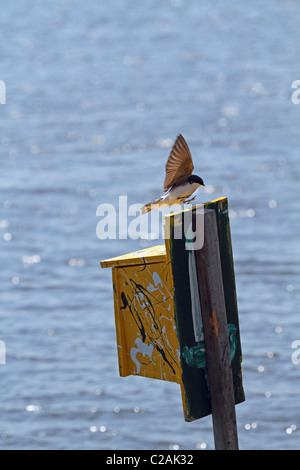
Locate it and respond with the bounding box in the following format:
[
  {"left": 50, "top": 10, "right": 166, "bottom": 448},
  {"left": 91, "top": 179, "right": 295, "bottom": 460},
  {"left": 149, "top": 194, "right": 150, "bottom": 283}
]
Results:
[{"left": 162, "top": 182, "right": 200, "bottom": 204}]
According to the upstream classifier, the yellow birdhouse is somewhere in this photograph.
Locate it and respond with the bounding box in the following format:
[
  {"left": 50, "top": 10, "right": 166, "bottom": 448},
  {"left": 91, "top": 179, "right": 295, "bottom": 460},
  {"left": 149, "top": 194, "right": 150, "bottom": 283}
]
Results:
[{"left": 100, "top": 244, "right": 181, "bottom": 383}]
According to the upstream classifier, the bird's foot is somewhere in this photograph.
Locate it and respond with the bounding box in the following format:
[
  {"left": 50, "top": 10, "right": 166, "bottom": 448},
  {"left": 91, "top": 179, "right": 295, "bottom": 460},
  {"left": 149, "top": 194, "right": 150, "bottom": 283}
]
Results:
[{"left": 183, "top": 195, "right": 197, "bottom": 204}]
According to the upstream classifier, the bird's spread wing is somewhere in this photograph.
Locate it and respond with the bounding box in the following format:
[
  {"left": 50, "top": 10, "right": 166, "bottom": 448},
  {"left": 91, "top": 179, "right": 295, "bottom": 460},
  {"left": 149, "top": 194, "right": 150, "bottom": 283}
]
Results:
[{"left": 163, "top": 134, "right": 194, "bottom": 192}]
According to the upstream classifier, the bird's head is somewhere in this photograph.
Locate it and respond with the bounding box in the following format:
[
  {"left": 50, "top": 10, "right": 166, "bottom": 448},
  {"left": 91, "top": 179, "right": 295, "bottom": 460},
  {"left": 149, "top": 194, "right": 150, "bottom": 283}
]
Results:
[{"left": 189, "top": 174, "right": 205, "bottom": 186}]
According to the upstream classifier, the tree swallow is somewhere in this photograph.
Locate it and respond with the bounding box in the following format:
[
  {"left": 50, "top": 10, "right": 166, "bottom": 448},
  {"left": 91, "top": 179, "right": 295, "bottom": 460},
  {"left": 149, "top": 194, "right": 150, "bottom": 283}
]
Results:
[{"left": 142, "top": 134, "right": 205, "bottom": 214}]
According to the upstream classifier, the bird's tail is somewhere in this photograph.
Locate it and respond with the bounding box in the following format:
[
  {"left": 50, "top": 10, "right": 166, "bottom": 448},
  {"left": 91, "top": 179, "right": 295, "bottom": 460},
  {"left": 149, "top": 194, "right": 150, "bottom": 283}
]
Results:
[
  {"left": 141, "top": 201, "right": 155, "bottom": 214},
  {"left": 141, "top": 198, "right": 162, "bottom": 214}
]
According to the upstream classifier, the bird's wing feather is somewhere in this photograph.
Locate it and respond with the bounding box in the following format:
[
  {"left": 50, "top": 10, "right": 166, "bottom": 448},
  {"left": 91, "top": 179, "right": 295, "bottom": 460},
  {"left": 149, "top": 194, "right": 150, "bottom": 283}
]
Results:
[{"left": 163, "top": 134, "right": 194, "bottom": 192}]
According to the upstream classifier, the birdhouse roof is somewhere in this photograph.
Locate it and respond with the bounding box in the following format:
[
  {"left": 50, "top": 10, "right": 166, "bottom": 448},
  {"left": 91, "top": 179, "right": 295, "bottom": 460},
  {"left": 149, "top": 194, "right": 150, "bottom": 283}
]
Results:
[{"left": 100, "top": 244, "right": 167, "bottom": 268}]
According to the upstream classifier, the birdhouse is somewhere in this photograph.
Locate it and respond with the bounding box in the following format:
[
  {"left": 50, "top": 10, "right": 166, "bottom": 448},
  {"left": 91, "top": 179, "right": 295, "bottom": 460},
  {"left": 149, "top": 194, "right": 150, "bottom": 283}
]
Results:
[
  {"left": 101, "top": 197, "right": 245, "bottom": 423},
  {"left": 100, "top": 244, "right": 181, "bottom": 383}
]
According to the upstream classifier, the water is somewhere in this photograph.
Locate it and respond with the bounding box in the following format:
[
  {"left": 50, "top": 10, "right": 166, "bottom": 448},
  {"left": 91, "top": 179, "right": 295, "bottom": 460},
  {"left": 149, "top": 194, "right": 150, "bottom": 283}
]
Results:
[{"left": 0, "top": 0, "right": 299, "bottom": 450}]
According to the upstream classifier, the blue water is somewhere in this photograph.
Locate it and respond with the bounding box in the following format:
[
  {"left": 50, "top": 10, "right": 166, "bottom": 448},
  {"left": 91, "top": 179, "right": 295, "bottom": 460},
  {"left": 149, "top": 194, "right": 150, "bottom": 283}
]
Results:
[{"left": 0, "top": 0, "right": 300, "bottom": 450}]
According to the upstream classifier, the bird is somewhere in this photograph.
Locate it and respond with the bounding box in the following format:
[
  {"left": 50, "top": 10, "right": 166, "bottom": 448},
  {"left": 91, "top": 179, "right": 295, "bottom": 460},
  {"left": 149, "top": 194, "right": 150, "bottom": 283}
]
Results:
[{"left": 142, "top": 134, "right": 205, "bottom": 214}]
